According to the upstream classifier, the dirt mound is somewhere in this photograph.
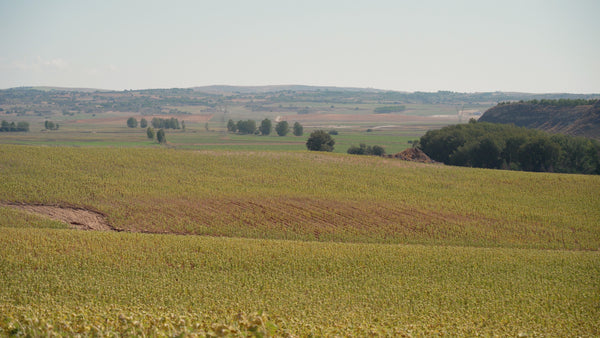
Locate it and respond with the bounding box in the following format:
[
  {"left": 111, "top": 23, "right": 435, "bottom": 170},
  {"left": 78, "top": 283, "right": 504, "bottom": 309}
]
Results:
[
  {"left": 1, "top": 202, "right": 114, "bottom": 231},
  {"left": 390, "top": 148, "right": 435, "bottom": 163}
]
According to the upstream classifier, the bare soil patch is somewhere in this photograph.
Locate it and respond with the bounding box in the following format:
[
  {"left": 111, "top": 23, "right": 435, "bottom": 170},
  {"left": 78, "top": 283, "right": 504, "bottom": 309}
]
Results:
[{"left": 1, "top": 202, "right": 114, "bottom": 231}]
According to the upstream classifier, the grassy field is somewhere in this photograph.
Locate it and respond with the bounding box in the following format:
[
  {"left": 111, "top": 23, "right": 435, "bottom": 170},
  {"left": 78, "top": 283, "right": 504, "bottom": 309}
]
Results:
[
  {"left": 1, "top": 144, "right": 599, "bottom": 335},
  {"left": 0, "top": 120, "right": 420, "bottom": 154}
]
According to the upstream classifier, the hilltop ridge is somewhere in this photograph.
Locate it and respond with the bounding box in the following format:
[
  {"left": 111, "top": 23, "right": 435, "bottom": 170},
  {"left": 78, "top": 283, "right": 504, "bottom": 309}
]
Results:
[{"left": 479, "top": 100, "right": 600, "bottom": 139}]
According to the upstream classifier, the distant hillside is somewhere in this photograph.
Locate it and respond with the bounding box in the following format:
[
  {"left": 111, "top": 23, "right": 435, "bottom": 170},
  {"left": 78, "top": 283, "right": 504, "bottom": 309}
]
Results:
[
  {"left": 26, "top": 86, "right": 111, "bottom": 93},
  {"left": 191, "top": 85, "right": 384, "bottom": 94},
  {"left": 479, "top": 100, "right": 600, "bottom": 139}
]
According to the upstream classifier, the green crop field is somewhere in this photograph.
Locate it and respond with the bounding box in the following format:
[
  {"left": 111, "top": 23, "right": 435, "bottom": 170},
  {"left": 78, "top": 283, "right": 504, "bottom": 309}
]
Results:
[{"left": 1, "top": 144, "right": 599, "bottom": 336}]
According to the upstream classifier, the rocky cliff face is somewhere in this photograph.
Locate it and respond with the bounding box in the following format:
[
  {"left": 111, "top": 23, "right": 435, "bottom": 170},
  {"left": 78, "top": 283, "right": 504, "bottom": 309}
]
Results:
[{"left": 479, "top": 101, "right": 600, "bottom": 139}]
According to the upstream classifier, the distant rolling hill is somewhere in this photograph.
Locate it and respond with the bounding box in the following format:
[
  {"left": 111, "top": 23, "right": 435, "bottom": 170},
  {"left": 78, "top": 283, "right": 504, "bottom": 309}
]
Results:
[
  {"left": 479, "top": 100, "right": 600, "bottom": 139},
  {"left": 191, "top": 84, "right": 385, "bottom": 94}
]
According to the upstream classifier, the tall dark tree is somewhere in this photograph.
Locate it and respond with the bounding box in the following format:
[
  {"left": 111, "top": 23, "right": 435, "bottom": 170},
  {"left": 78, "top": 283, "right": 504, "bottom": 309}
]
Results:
[
  {"left": 156, "top": 129, "right": 166, "bottom": 144},
  {"left": 147, "top": 127, "right": 155, "bottom": 140},
  {"left": 259, "top": 118, "right": 272, "bottom": 135},
  {"left": 140, "top": 118, "right": 148, "bottom": 128},
  {"left": 293, "top": 122, "right": 303, "bottom": 136},
  {"left": 275, "top": 121, "right": 289, "bottom": 136},
  {"left": 227, "top": 119, "right": 237, "bottom": 132}
]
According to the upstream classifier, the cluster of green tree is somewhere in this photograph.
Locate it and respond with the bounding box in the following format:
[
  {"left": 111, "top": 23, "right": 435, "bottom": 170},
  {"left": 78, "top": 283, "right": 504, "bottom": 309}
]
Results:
[
  {"left": 44, "top": 121, "right": 59, "bottom": 130},
  {"left": 227, "top": 119, "right": 303, "bottom": 136},
  {"left": 151, "top": 117, "right": 183, "bottom": 130},
  {"left": 0, "top": 120, "right": 29, "bottom": 132},
  {"left": 306, "top": 130, "right": 335, "bottom": 152},
  {"left": 347, "top": 143, "right": 385, "bottom": 156},
  {"left": 373, "top": 105, "right": 406, "bottom": 114},
  {"left": 497, "top": 99, "right": 598, "bottom": 107},
  {"left": 130, "top": 117, "right": 182, "bottom": 134},
  {"left": 146, "top": 127, "right": 166, "bottom": 144},
  {"left": 419, "top": 121, "right": 600, "bottom": 174},
  {"left": 228, "top": 119, "right": 256, "bottom": 134}
]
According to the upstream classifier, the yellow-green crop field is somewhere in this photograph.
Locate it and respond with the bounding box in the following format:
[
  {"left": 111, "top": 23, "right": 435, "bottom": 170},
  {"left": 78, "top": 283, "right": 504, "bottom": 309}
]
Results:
[{"left": 1, "top": 144, "right": 599, "bottom": 335}]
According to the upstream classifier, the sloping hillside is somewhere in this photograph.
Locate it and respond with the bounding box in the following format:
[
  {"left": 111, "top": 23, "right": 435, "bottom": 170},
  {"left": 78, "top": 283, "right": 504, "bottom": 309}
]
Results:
[{"left": 479, "top": 100, "right": 600, "bottom": 139}]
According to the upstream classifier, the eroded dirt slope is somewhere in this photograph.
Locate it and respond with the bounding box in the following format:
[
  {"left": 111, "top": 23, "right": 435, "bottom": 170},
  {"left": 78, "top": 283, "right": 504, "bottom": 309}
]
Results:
[{"left": 1, "top": 203, "right": 113, "bottom": 231}]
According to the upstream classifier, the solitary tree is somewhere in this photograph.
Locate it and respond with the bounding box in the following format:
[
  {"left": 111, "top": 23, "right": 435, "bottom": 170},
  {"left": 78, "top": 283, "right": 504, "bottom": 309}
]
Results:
[
  {"left": 147, "top": 127, "right": 155, "bottom": 140},
  {"left": 156, "top": 128, "right": 166, "bottom": 144},
  {"left": 293, "top": 122, "right": 303, "bottom": 136},
  {"left": 306, "top": 130, "right": 335, "bottom": 152},
  {"left": 259, "top": 118, "right": 272, "bottom": 135},
  {"left": 44, "top": 120, "right": 57, "bottom": 130},
  {"left": 127, "top": 117, "right": 138, "bottom": 128},
  {"left": 275, "top": 121, "right": 289, "bottom": 136},
  {"left": 140, "top": 118, "right": 148, "bottom": 128}
]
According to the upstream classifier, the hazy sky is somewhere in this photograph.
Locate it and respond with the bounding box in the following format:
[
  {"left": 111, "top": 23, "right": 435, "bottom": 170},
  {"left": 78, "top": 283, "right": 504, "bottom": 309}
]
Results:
[{"left": 1, "top": 0, "right": 599, "bottom": 93}]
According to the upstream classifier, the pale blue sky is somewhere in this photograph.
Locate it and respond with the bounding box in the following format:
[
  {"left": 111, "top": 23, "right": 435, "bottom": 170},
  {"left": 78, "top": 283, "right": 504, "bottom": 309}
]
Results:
[{"left": 1, "top": 0, "right": 599, "bottom": 92}]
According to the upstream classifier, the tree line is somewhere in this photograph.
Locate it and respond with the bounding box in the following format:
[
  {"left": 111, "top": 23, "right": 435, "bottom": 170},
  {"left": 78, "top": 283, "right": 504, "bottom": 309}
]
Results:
[
  {"left": 227, "top": 118, "right": 303, "bottom": 136},
  {"left": 419, "top": 120, "right": 600, "bottom": 174},
  {"left": 347, "top": 143, "right": 385, "bottom": 156},
  {"left": 0, "top": 120, "right": 29, "bottom": 132},
  {"left": 151, "top": 117, "right": 183, "bottom": 130},
  {"left": 497, "top": 99, "right": 598, "bottom": 107},
  {"left": 127, "top": 117, "right": 185, "bottom": 130}
]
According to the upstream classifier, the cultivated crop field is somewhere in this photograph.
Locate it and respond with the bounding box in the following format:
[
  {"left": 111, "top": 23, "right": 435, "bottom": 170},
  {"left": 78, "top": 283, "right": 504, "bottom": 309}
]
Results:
[
  {"left": 2, "top": 145, "right": 599, "bottom": 248},
  {"left": 2, "top": 229, "right": 598, "bottom": 336},
  {"left": 1, "top": 144, "right": 599, "bottom": 335}
]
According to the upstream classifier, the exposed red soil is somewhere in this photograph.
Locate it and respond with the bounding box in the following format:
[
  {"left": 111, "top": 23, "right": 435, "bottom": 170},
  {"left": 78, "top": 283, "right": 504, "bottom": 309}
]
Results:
[
  {"left": 2, "top": 196, "right": 490, "bottom": 240},
  {"left": 109, "top": 196, "right": 489, "bottom": 238},
  {"left": 1, "top": 202, "right": 114, "bottom": 231}
]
